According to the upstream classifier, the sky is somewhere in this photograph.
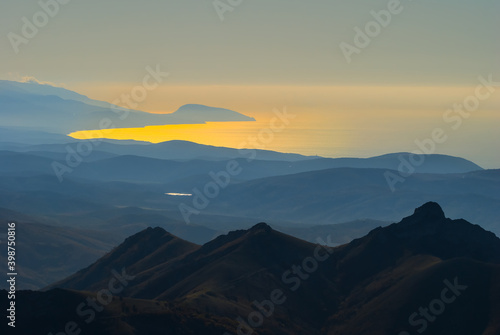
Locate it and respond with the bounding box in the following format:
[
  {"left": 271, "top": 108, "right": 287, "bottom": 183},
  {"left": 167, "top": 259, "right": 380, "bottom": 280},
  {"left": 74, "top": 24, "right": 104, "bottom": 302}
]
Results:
[{"left": 1, "top": 0, "right": 499, "bottom": 167}]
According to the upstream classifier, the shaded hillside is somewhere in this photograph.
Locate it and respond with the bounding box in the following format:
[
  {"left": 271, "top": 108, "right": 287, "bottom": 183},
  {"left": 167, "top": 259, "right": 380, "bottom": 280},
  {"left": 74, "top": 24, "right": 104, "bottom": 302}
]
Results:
[
  {"left": 47, "top": 227, "right": 199, "bottom": 292},
  {"left": 0, "top": 209, "right": 120, "bottom": 290},
  {"left": 0, "top": 289, "right": 236, "bottom": 335},
  {"left": 0, "top": 205, "right": 220, "bottom": 290},
  {"left": 44, "top": 202, "right": 500, "bottom": 334},
  {"left": 321, "top": 202, "right": 500, "bottom": 334}
]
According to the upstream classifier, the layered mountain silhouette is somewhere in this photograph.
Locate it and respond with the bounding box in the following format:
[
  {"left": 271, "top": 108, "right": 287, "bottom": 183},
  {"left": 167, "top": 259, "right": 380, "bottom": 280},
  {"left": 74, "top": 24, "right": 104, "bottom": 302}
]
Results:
[
  {"left": 206, "top": 167, "right": 500, "bottom": 233},
  {"left": 170, "top": 103, "right": 255, "bottom": 122},
  {"left": 5, "top": 202, "right": 495, "bottom": 334},
  {"left": 0, "top": 80, "right": 114, "bottom": 109},
  {"left": 0, "top": 80, "right": 255, "bottom": 133},
  {"left": 0, "top": 140, "right": 498, "bottom": 291},
  {"left": 0, "top": 144, "right": 482, "bottom": 180}
]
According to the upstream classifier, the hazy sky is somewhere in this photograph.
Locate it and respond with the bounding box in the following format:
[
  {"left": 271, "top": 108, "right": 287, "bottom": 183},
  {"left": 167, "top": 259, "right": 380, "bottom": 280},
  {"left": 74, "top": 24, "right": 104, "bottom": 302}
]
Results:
[
  {"left": 1, "top": 0, "right": 499, "bottom": 166},
  {"left": 2, "top": 0, "right": 499, "bottom": 85}
]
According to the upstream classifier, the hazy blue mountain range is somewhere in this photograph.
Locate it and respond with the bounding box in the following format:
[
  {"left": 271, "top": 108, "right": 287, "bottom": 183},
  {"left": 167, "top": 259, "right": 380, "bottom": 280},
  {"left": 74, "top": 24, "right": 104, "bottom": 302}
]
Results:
[
  {"left": 0, "top": 142, "right": 495, "bottom": 235},
  {"left": 204, "top": 167, "right": 500, "bottom": 233},
  {"left": 0, "top": 127, "right": 73, "bottom": 145},
  {"left": 0, "top": 80, "right": 255, "bottom": 133},
  {"left": 3, "top": 139, "right": 311, "bottom": 162},
  {"left": 0, "top": 80, "right": 114, "bottom": 109},
  {"left": 0, "top": 144, "right": 498, "bottom": 293},
  {"left": 0, "top": 133, "right": 482, "bottom": 171}
]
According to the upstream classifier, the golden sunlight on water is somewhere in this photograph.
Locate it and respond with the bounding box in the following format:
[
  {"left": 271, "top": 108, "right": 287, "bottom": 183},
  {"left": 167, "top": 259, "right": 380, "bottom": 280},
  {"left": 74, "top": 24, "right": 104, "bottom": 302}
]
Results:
[
  {"left": 67, "top": 85, "right": 500, "bottom": 162},
  {"left": 69, "top": 119, "right": 355, "bottom": 157}
]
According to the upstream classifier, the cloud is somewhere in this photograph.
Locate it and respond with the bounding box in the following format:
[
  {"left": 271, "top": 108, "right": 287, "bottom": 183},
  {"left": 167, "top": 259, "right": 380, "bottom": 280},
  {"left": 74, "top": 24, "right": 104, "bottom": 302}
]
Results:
[
  {"left": 20, "top": 76, "right": 66, "bottom": 88},
  {"left": 5, "top": 72, "right": 65, "bottom": 87}
]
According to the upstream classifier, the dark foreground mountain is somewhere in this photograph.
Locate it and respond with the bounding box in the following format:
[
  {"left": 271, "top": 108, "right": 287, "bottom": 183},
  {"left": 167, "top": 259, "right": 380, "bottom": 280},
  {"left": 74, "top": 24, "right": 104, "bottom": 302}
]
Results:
[
  {"left": 48, "top": 227, "right": 199, "bottom": 292},
  {"left": 0, "top": 203, "right": 500, "bottom": 335},
  {"left": 3, "top": 202, "right": 500, "bottom": 334}
]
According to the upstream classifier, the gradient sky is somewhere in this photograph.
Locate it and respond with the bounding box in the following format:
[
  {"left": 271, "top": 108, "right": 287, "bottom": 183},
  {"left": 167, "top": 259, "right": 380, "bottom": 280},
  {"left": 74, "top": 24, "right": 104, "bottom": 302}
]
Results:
[{"left": 1, "top": 0, "right": 499, "bottom": 167}]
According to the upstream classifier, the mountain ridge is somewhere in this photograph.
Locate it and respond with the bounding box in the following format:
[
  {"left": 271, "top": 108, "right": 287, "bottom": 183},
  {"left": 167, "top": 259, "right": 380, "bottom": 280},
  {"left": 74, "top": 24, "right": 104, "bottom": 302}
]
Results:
[
  {"left": 170, "top": 103, "right": 256, "bottom": 122},
  {"left": 0, "top": 80, "right": 256, "bottom": 133},
  {"left": 7, "top": 202, "right": 500, "bottom": 334}
]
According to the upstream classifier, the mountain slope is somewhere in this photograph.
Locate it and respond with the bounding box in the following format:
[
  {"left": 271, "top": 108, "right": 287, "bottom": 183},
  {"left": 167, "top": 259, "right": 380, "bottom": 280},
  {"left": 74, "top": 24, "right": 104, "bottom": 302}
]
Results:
[
  {"left": 322, "top": 202, "right": 500, "bottom": 334},
  {"left": 47, "top": 202, "right": 500, "bottom": 334},
  {"left": 47, "top": 227, "right": 199, "bottom": 292},
  {"left": 170, "top": 103, "right": 255, "bottom": 122},
  {"left": 0, "top": 289, "right": 235, "bottom": 335},
  {"left": 0, "top": 79, "right": 117, "bottom": 109},
  {"left": 0, "top": 81, "right": 256, "bottom": 133},
  {"left": 0, "top": 208, "right": 120, "bottom": 290}
]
